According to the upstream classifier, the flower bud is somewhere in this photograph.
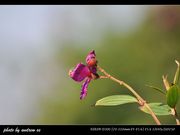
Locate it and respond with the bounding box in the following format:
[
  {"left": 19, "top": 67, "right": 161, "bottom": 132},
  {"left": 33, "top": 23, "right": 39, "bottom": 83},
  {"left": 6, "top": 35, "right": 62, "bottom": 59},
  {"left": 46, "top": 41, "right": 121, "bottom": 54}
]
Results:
[{"left": 87, "top": 58, "right": 97, "bottom": 67}]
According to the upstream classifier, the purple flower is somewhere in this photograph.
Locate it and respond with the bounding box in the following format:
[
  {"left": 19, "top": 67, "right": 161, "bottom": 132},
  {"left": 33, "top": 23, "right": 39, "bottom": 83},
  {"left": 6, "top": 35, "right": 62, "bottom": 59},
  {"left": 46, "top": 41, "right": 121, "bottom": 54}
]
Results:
[
  {"left": 86, "top": 50, "right": 96, "bottom": 67},
  {"left": 69, "top": 50, "right": 98, "bottom": 100},
  {"left": 80, "top": 78, "right": 91, "bottom": 99},
  {"left": 69, "top": 63, "right": 91, "bottom": 82}
]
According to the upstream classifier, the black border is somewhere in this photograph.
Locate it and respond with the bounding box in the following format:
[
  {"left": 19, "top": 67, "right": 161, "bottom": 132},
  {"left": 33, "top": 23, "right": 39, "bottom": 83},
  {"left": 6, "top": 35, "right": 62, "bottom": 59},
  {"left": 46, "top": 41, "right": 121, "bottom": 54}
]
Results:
[
  {"left": 0, "top": 0, "right": 180, "bottom": 5},
  {"left": 0, "top": 125, "right": 179, "bottom": 134}
]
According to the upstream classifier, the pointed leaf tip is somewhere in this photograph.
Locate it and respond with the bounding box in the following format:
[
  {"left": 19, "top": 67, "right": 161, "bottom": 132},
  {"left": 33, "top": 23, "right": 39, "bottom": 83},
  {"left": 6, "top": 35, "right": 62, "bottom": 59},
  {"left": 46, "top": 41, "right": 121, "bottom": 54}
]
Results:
[
  {"left": 146, "top": 84, "right": 166, "bottom": 95},
  {"left": 175, "top": 60, "right": 180, "bottom": 66},
  {"left": 162, "top": 75, "right": 170, "bottom": 90},
  {"left": 173, "top": 60, "right": 180, "bottom": 84}
]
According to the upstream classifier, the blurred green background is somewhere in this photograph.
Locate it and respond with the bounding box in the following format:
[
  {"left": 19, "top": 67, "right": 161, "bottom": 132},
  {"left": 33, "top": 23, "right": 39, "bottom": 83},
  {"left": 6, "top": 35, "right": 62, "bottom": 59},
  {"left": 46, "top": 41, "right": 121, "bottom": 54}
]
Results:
[{"left": 0, "top": 5, "right": 180, "bottom": 125}]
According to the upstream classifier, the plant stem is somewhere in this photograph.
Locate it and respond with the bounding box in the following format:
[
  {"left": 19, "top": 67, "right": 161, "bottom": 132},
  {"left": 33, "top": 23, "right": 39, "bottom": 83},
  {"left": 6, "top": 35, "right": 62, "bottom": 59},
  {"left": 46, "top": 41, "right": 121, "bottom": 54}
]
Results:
[
  {"left": 172, "top": 108, "right": 180, "bottom": 125},
  {"left": 97, "top": 65, "right": 161, "bottom": 125}
]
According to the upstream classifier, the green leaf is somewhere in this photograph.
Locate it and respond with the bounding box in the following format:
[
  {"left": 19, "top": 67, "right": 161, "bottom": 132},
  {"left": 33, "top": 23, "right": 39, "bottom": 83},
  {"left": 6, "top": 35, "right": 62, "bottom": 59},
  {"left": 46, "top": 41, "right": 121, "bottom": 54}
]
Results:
[
  {"left": 146, "top": 84, "right": 166, "bottom": 95},
  {"left": 166, "top": 84, "right": 179, "bottom": 108},
  {"left": 173, "top": 60, "right": 180, "bottom": 85},
  {"left": 139, "top": 103, "right": 171, "bottom": 116},
  {"left": 95, "top": 95, "right": 137, "bottom": 106}
]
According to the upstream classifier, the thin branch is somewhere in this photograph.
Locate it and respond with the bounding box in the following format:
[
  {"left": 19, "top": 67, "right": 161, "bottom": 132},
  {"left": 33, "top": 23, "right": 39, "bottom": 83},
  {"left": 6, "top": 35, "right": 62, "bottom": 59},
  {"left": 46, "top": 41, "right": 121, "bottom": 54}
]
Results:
[
  {"left": 99, "top": 76, "right": 108, "bottom": 79},
  {"left": 97, "top": 65, "right": 161, "bottom": 125},
  {"left": 171, "top": 108, "right": 180, "bottom": 125}
]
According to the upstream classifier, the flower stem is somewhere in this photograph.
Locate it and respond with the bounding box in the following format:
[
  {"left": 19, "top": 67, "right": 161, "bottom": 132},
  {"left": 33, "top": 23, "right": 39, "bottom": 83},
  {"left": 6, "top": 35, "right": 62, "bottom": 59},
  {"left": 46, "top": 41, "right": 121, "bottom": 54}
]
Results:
[
  {"left": 97, "top": 65, "right": 161, "bottom": 125},
  {"left": 172, "top": 108, "right": 180, "bottom": 125}
]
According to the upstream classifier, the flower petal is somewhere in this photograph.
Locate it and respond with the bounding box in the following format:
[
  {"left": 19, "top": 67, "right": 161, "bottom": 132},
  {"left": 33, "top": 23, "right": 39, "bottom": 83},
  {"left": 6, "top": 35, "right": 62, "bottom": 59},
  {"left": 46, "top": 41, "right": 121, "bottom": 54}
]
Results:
[
  {"left": 69, "top": 63, "right": 90, "bottom": 82},
  {"left": 86, "top": 50, "right": 96, "bottom": 66},
  {"left": 89, "top": 66, "right": 97, "bottom": 74},
  {"left": 80, "top": 78, "right": 91, "bottom": 100}
]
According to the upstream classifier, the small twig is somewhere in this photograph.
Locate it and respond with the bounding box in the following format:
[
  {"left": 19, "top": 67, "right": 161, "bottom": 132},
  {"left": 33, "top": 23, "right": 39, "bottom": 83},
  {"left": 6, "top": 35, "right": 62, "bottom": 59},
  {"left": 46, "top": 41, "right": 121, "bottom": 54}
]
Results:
[
  {"left": 171, "top": 108, "right": 180, "bottom": 125},
  {"left": 99, "top": 76, "right": 108, "bottom": 79},
  {"left": 97, "top": 65, "right": 161, "bottom": 125}
]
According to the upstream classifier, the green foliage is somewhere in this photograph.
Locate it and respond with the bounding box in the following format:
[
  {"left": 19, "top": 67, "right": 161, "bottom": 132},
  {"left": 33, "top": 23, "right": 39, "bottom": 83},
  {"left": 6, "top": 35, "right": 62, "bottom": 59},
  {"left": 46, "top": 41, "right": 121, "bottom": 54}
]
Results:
[
  {"left": 146, "top": 85, "right": 166, "bottom": 95},
  {"left": 166, "top": 84, "right": 179, "bottom": 108},
  {"left": 95, "top": 95, "right": 137, "bottom": 106},
  {"left": 139, "top": 103, "right": 171, "bottom": 116}
]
